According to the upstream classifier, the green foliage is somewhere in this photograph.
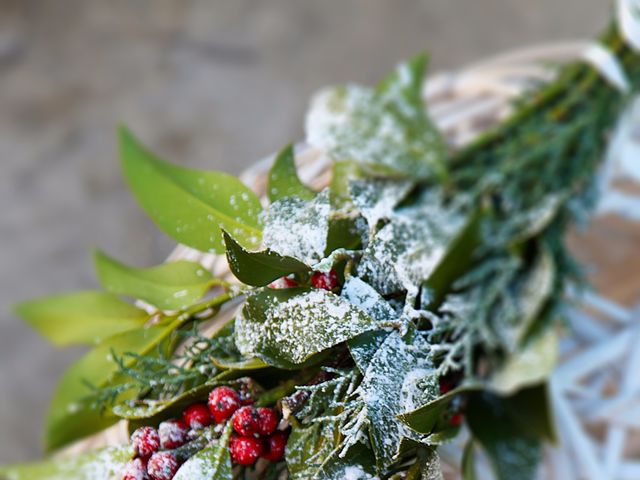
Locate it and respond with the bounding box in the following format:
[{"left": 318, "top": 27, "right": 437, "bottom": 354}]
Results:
[
  {"left": 223, "top": 231, "right": 309, "bottom": 286},
  {"left": 173, "top": 423, "right": 233, "bottom": 480},
  {"left": 45, "top": 324, "right": 176, "bottom": 451},
  {"left": 236, "top": 287, "right": 378, "bottom": 367},
  {"left": 268, "top": 144, "right": 316, "bottom": 202},
  {"left": 119, "top": 126, "right": 263, "bottom": 253},
  {"left": 94, "top": 250, "right": 214, "bottom": 310},
  {"left": 0, "top": 445, "right": 132, "bottom": 480},
  {"left": 306, "top": 54, "right": 448, "bottom": 181},
  {"left": 14, "top": 291, "right": 148, "bottom": 346}
]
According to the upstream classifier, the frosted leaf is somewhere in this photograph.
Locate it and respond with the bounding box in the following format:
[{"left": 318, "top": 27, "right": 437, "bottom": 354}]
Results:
[
  {"left": 350, "top": 179, "right": 414, "bottom": 231},
  {"left": 357, "top": 200, "right": 466, "bottom": 295},
  {"left": 313, "top": 443, "right": 379, "bottom": 480},
  {"left": 173, "top": 423, "right": 232, "bottom": 480},
  {"left": 305, "top": 57, "right": 447, "bottom": 180},
  {"left": 262, "top": 190, "right": 331, "bottom": 264},
  {"left": 357, "top": 331, "right": 437, "bottom": 470},
  {"left": 0, "top": 445, "right": 132, "bottom": 480},
  {"left": 341, "top": 277, "right": 397, "bottom": 322},
  {"left": 236, "top": 288, "right": 378, "bottom": 366},
  {"left": 286, "top": 421, "right": 341, "bottom": 479}
]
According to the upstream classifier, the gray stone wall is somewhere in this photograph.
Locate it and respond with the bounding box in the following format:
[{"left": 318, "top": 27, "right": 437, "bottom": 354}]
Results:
[{"left": 0, "top": 0, "right": 606, "bottom": 462}]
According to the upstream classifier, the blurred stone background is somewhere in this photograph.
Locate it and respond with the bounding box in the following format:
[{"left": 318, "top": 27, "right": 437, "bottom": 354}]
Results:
[{"left": 0, "top": 0, "right": 608, "bottom": 463}]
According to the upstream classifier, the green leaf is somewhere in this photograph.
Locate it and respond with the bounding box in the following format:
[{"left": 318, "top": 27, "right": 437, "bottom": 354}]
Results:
[
  {"left": 236, "top": 287, "right": 378, "bottom": 367},
  {"left": 267, "top": 144, "right": 316, "bottom": 202},
  {"left": 306, "top": 54, "right": 448, "bottom": 181},
  {"left": 358, "top": 332, "right": 437, "bottom": 472},
  {"left": 173, "top": 422, "right": 233, "bottom": 480},
  {"left": 286, "top": 419, "right": 340, "bottom": 479},
  {"left": 462, "top": 441, "right": 477, "bottom": 480},
  {"left": 45, "top": 324, "right": 177, "bottom": 451},
  {"left": 262, "top": 191, "right": 331, "bottom": 265},
  {"left": 94, "top": 250, "right": 213, "bottom": 310},
  {"left": 314, "top": 442, "right": 378, "bottom": 479},
  {"left": 466, "top": 392, "right": 542, "bottom": 480},
  {"left": 119, "top": 126, "right": 262, "bottom": 253},
  {"left": 491, "top": 326, "right": 559, "bottom": 395},
  {"left": 14, "top": 291, "right": 148, "bottom": 346},
  {"left": 223, "top": 231, "right": 309, "bottom": 287},
  {"left": 350, "top": 179, "right": 414, "bottom": 230},
  {"left": 0, "top": 445, "right": 132, "bottom": 480}
]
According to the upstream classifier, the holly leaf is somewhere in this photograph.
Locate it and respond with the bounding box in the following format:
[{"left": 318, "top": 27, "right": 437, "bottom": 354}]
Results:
[
  {"left": 236, "top": 287, "right": 378, "bottom": 367},
  {"left": 357, "top": 331, "right": 438, "bottom": 472},
  {"left": 223, "top": 231, "right": 309, "bottom": 287},
  {"left": 0, "top": 445, "right": 132, "bottom": 480},
  {"left": 119, "top": 126, "right": 262, "bottom": 253},
  {"left": 314, "top": 443, "right": 378, "bottom": 479},
  {"left": 262, "top": 191, "right": 331, "bottom": 265},
  {"left": 14, "top": 291, "right": 148, "bottom": 346},
  {"left": 286, "top": 420, "right": 341, "bottom": 479},
  {"left": 45, "top": 324, "right": 177, "bottom": 451},
  {"left": 306, "top": 54, "right": 448, "bottom": 181},
  {"left": 173, "top": 422, "right": 233, "bottom": 480},
  {"left": 267, "top": 144, "right": 316, "bottom": 202},
  {"left": 349, "top": 179, "right": 414, "bottom": 230},
  {"left": 466, "top": 392, "right": 542, "bottom": 480},
  {"left": 94, "top": 250, "right": 213, "bottom": 310}
]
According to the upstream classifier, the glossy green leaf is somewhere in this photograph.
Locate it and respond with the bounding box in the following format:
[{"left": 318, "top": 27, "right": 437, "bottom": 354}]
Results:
[
  {"left": 306, "top": 54, "right": 448, "bottom": 181},
  {"left": 94, "top": 250, "right": 213, "bottom": 310},
  {"left": 462, "top": 441, "right": 477, "bottom": 480},
  {"left": 14, "top": 291, "right": 148, "bottom": 346},
  {"left": 466, "top": 392, "right": 541, "bottom": 480},
  {"left": 223, "top": 231, "right": 309, "bottom": 287},
  {"left": 119, "top": 126, "right": 262, "bottom": 253},
  {"left": 45, "top": 324, "right": 176, "bottom": 451},
  {"left": 314, "top": 443, "right": 377, "bottom": 479},
  {"left": 267, "top": 144, "right": 316, "bottom": 202},
  {"left": 286, "top": 419, "right": 341, "bottom": 479},
  {"left": 236, "top": 287, "right": 378, "bottom": 367},
  {"left": 0, "top": 445, "right": 132, "bottom": 480},
  {"left": 173, "top": 422, "right": 233, "bottom": 480}
]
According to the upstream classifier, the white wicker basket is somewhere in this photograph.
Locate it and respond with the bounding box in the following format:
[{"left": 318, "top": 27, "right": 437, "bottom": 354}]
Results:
[{"left": 69, "top": 42, "right": 640, "bottom": 480}]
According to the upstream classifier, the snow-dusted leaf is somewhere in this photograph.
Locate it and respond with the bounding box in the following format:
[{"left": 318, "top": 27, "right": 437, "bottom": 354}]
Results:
[
  {"left": 306, "top": 55, "right": 448, "bottom": 181},
  {"left": 348, "top": 330, "right": 390, "bottom": 375},
  {"left": 267, "top": 144, "right": 316, "bottom": 203},
  {"left": 94, "top": 250, "right": 213, "bottom": 311},
  {"left": 286, "top": 420, "right": 341, "bottom": 479},
  {"left": 262, "top": 191, "right": 331, "bottom": 265},
  {"left": 173, "top": 423, "right": 233, "bottom": 480},
  {"left": 466, "top": 392, "right": 541, "bottom": 480},
  {"left": 223, "top": 231, "right": 309, "bottom": 287},
  {"left": 357, "top": 202, "right": 467, "bottom": 295},
  {"left": 357, "top": 331, "right": 437, "bottom": 471},
  {"left": 314, "top": 443, "right": 378, "bottom": 479},
  {"left": 341, "top": 277, "right": 397, "bottom": 322},
  {"left": 350, "top": 179, "right": 414, "bottom": 231},
  {"left": 0, "top": 445, "right": 132, "bottom": 480},
  {"left": 236, "top": 287, "right": 378, "bottom": 367}
]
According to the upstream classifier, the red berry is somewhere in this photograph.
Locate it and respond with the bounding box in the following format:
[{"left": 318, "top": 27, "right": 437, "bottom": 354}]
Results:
[
  {"left": 158, "top": 419, "right": 188, "bottom": 450},
  {"left": 311, "top": 269, "right": 339, "bottom": 291},
  {"left": 183, "top": 403, "right": 211, "bottom": 430},
  {"left": 256, "top": 407, "right": 279, "bottom": 436},
  {"left": 131, "top": 426, "right": 160, "bottom": 458},
  {"left": 230, "top": 435, "right": 263, "bottom": 465},
  {"left": 268, "top": 276, "right": 298, "bottom": 289},
  {"left": 209, "top": 386, "right": 241, "bottom": 423},
  {"left": 122, "top": 458, "right": 149, "bottom": 480},
  {"left": 450, "top": 413, "right": 463, "bottom": 427},
  {"left": 232, "top": 406, "right": 260, "bottom": 436},
  {"left": 147, "top": 452, "right": 179, "bottom": 480},
  {"left": 262, "top": 431, "right": 288, "bottom": 462}
]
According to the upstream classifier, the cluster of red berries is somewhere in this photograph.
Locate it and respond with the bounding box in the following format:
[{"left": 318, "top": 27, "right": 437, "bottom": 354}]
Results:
[
  {"left": 215, "top": 386, "right": 288, "bottom": 466},
  {"left": 122, "top": 386, "right": 287, "bottom": 479},
  {"left": 268, "top": 269, "right": 340, "bottom": 291}
]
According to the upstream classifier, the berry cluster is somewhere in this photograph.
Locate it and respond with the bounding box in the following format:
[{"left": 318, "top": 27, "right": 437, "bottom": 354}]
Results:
[
  {"left": 268, "top": 269, "right": 340, "bottom": 292},
  {"left": 122, "top": 385, "right": 287, "bottom": 479},
  {"left": 214, "top": 386, "right": 288, "bottom": 466}
]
